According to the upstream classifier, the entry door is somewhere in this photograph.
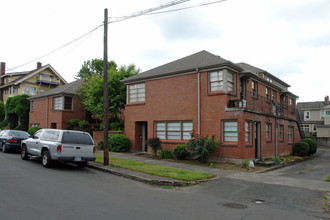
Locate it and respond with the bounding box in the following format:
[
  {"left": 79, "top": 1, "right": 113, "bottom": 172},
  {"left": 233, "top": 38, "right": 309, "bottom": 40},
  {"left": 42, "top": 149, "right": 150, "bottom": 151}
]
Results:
[
  {"left": 141, "top": 122, "right": 148, "bottom": 152},
  {"left": 254, "top": 122, "right": 261, "bottom": 158}
]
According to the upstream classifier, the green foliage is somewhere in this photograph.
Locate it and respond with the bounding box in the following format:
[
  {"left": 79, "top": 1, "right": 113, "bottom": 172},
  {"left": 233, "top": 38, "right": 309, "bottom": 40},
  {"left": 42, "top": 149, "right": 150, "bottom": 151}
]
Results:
[
  {"left": 242, "top": 161, "right": 249, "bottom": 169},
  {"left": 159, "top": 150, "right": 174, "bottom": 159},
  {"left": 67, "top": 119, "right": 81, "bottom": 130},
  {"left": 186, "top": 132, "right": 218, "bottom": 163},
  {"left": 293, "top": 141, "right": 310, "bottom": 156},
  {"left": 173, "top": 144, "right": 190, "bottom": 160},
  {"left": 109, "top": 134, "right": 129, "bottom": 152},
  {"left": 5, "top": 95, "right": 30, "bottom": 131},
  {"left": 272, "top": 157, "right": 281, "bottom": 165},
  {"left": 76, "top": 60, "right": 139, "bottom": 121},
  {"left": 78, "top": 120, "right": 90, "bottom": 130},
  {"left": 110, "top": 120, "right": 124, "bottom": 131},
  {"left": 28, "top": 127, "right": 42, "bottom": 136},
  {"left": 76, "top": 59, "right": 117, "bottom": 80},
  {"left": 0, "top": 101, "right": 5, "bottom": 121},
  {"left": 325, "top": 176, "right": 330, "bottom": 182},
  {"left": 0, "top": 119, "right": 8, "bottom": 129},
  {"left": 97, "top": 140, "right": 104, "bottom": 150},
  {"left": 301, "top": 138, "right": 317, "bottom": 155},
  {"left": 147, "top": 137, "right": 162, "bottom": 150}
]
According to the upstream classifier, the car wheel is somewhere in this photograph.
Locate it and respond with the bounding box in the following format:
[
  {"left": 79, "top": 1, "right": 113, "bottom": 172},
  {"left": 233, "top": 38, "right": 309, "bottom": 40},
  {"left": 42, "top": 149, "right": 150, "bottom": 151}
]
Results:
[
  {"left": 2, "top": 143, "right": 6, "bottom": 153},
  {"left": 42, "top": 150, "right": 52, "bottom": 168},
  {"left": 77, "top": 161, "right": 87, "bottom": 168},
  {"left": 21, "top": 145, "right": 29, "bottom": 160}
]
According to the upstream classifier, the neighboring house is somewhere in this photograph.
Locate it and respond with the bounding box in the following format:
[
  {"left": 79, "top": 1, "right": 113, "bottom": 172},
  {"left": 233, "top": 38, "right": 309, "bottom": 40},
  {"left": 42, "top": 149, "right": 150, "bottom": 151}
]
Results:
[
  {"left": 0, "top": 62, "right": 67, "bottom": 103},
  {"left": 122, "top": 50, "right": 300, "bottom": 160},
  {"left": 28, "top": 80, "right": 85, "bottom": 129},
  {"left": 297, "top": 96, "right": 330, "bottom": 146}
]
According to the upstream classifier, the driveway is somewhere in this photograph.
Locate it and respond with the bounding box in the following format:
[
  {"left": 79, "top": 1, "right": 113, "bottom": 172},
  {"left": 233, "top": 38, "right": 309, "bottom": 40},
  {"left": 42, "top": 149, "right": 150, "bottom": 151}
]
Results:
[{"left": 226, "top": 146, "right": 330, "bottom": 191}]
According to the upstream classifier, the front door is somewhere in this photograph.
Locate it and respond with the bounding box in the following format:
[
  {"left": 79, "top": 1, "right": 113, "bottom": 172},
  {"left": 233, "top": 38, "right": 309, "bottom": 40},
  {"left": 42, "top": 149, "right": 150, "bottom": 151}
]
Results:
[
  {"left": 136, "top": 122, "right": 148, "bottom": 152},
  {"left": 254, "top": 121, "right": 261, "bottom": 158}
]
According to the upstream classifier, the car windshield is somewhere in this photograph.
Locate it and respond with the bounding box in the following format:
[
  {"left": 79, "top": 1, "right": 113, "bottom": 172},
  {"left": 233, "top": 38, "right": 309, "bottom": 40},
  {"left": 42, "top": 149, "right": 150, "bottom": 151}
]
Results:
[
  {"left": 8, "top": 131, "right": 30, "bottom": 138},
  {"left": 62, "top": 132, "right": 93, "bottom": 145}
]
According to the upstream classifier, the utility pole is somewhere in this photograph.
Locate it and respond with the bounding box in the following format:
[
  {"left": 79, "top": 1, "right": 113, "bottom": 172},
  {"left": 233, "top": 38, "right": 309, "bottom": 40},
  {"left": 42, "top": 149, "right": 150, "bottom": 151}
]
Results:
[{"left": 103, "top": 8, "right": 109, "bottom": 165}]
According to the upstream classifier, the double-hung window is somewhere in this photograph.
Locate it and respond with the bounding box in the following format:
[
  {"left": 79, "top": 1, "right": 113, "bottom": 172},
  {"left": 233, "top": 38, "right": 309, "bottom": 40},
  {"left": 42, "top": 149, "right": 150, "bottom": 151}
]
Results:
[
  {"left": 252, "top": 81, "right": 258, "bottom": 97},
  {"left": 279, "top": 125, "right": 284, "bottom": 141},
  {"left": 129, "top": 83, "right": 145, "bottom": 103},
  {"left": 155, "top": 121, "right": 192, "bottom": 141},
  {"left": 209, "top": 70, "right": 235, "bottom": 92},
  {"left": 53, "top": 96, "right": 72, "bottom": 110},
  {"left": 288, "top": 126, "right": 294, "bottom": 143},
  {"left": 266, "top": 123, "right": 272, "bottom": 141},
  {"left": 245, "top": 121, "right": 252, "bottom": 144},
  {"left": 223, "top": 121, "right": 238, "bottom": 143}
]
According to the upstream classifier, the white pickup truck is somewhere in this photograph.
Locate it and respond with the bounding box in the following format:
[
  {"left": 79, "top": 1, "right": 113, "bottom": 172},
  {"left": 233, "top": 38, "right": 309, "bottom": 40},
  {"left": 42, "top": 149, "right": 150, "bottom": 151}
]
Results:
[{"left": 21, "top": 129, "right": 95, "bottom": 168}]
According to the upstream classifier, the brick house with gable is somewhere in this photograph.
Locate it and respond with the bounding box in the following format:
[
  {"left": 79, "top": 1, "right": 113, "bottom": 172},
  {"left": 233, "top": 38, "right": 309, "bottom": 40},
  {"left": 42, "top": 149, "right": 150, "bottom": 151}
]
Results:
[
  {"left": 122, "top": 51, "right": 300, "bottom": 160},
  {"left": 28, "top": 80, "right": 85, "bottom": 129}
]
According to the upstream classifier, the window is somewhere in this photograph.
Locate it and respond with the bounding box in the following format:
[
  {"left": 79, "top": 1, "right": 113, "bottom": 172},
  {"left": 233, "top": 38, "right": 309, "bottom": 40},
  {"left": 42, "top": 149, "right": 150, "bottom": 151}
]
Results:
[
  {"left": 305, "top": 111, "right": 310, "bottom": 119},
  {"left": 64, "top": 97, "right": 72, "bottom": 110},
  {"left": 30, "top": 123, "right": 40, "bottom": 128},
  {"left": 129, "top": 83, "right": 145, "bottom": 103},
  {"left": 42, "top": 130, "right": 60, "bottom": 141},
  {"left": 12, "top": 86, "right": 17, "bottom": 94},
  {"left": 30, "top": 101, "right": 34, "bottom": 111},
  {"left": 62, "top": 132, "right": 93, "bottom": 145},
  {"left": 53, "top": 97, "right": 63, "bottom": 110},
  {"left": 223, "top": 121, "right": 238, "bottom": 143},
  {"left": 279, "top": 125, "right": 284, "bottom": 141},
  {"left": 326, "top": 110, "right": 330, "bottom": 116},
  {"left": 321, "top": 110, "right": 324, "bottom": 119},
  {"left": 22, "top": 86, "right": 37, "bottom": 95},
  {"left": 209, "top": 70, "right": 235, "bottom": 92},
  {"left": 155, "top": 121, "right": 192, "bottom": 141},
  {"left": 266, "top": 87, "right": 271, "bottom": 100},
  {"left": 245, "top": 121, "right": 252, "bottom": 143},
  {"left": 288, "top": 126, "right": 294, "bottom": 143},
  {"left": 252, "top": 81, "right": 258, "bottom": 97},
  {"left": 266, "top": 123, "right": 272, "bottom": 141},
  {"left": 301, "top": 125, "right": 310, "bottom": 132}
]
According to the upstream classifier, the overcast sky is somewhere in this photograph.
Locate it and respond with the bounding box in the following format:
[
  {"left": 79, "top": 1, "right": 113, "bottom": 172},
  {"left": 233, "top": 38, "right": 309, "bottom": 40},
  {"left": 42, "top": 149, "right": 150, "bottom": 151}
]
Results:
[{"left": 1, "top": 0, "right": 329, "bottom": 102}]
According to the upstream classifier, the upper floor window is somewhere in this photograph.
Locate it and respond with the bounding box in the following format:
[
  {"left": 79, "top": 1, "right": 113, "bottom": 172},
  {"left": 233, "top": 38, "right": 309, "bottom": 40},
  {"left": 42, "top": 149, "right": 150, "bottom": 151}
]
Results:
[
  {"left": 266, "top": 87, "right": 271, "bottom": 100},
  {"left": 326, "top": 110, "right": 330, "bottom": 116},
  {"left": 209, "top": 70, "right": 235, "bottom": 92},
  {"left": 128, "top": 83, "right": 145, "bottom": 103},
  {"left": 22, "top": 86, "right": 36, "bottom": 96},
  {"left": 30, "top": 101, "right": 34, "bottom": 111},
  {"left": 304, "top": 111, "right": 310, "bottom": 119},
  {"left": 53, "top": 96, "right": 72, "bottom": 110},
  {"left": 321, "top": 110, "right": 324, "bottom": 119},
  {"left": 251, "top": 81, "right": 258, "bottom": 97}
]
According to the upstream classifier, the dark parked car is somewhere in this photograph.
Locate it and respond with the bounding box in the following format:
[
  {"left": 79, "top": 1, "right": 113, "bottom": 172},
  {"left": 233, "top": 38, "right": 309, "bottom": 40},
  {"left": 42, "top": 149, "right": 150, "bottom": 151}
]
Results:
[{"left": 0, "top": 130, "right": 30, "bottom": 153}]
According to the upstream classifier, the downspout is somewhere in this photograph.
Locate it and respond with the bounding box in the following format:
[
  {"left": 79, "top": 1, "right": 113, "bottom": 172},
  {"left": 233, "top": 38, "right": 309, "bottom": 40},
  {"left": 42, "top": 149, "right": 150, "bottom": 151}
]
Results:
[
  {"left": 275, "top": 116, "right": 278, "bottom": 158},
  {"left": 197, "top": 68, "right": 201, "bottom": 134}
]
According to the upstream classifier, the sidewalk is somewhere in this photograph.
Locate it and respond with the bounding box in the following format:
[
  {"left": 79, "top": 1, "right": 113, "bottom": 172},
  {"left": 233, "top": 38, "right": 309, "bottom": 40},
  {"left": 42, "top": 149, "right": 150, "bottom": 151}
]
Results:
[{"left": 87, "top": 151, "right": 234, "bottom": 186}]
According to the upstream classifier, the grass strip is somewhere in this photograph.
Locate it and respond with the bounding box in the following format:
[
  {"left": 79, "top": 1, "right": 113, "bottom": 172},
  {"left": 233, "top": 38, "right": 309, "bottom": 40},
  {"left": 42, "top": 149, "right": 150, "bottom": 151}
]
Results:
[
  {"left": 326, "top": 176, "right": 330, "bottom": 182},
  {"left": 94, "top": 154, "right": 215, "bottom": 181}
]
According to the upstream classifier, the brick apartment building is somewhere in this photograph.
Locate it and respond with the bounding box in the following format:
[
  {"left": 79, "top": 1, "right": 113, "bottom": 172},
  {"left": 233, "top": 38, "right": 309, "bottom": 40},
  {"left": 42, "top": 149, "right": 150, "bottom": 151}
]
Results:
[
  {"left": 28, "top": 80, "right": 85, "bottom": 129},
  {"left": 122, "top": 51, "right": 301, "bottom": 160}
]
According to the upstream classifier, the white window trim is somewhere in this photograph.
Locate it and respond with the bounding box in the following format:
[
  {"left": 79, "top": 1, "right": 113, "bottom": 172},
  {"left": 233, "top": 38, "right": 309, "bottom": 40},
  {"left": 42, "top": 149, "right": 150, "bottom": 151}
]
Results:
[{"left": 209, "top": 69, "right": 235, "bottom": 92}]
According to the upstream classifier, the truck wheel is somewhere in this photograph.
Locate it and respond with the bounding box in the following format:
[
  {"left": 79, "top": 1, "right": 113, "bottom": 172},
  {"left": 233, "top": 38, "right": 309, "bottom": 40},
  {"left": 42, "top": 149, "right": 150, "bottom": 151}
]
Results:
[
  {"left": 77, "top": 161, "right": 87, "bottom": 168},
  {"left": 21, "top": 145, "right": 29, "bottom": 160},
  {"left": 42, "top": 150, "right": 52, "bottom": 168},
  {"left": 2, "top": 143, "right": 6, "bottom": 153}
]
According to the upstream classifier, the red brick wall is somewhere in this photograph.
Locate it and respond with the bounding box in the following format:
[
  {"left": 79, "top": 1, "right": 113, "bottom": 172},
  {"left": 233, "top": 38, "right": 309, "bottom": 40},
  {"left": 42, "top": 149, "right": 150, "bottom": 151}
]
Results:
[
  {"left": 124, "top": 70, "right": 301, "bottom": 159},
  {"left": 29, "top": 96, "right": 85, "bottom": 129}
]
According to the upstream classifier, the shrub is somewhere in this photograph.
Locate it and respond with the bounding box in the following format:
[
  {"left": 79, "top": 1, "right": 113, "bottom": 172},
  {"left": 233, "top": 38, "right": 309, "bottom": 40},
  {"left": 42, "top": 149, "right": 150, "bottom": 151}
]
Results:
[
  {"left": 159, "top": 150, "right": 174, "bottom": 159},
  {"left": 173, "top": 144, "right": 190, "bottom": 160},
  {"left": 301, "top": 138, "right": 317, "bottom": 155},
  {"left": 79, "top": 120, "right": 90, "bottom": 130},
  {"left": 272, "top": 157, "right": 281, "bottom": 165},
  {"left": 109, "top": 134, "right": 129, "bottom": 152},
  {"left": 186, "top": 132, "right": 218, "bottom": 163},
  {"left": 97, "top": 140, "right": 104, "bottom": 150},
  {"left": 293, "top": 141, "right": 309, "bottom": 156},
  {"left": 28, "top": 127, "right": 42, "bottom": 136},
  {"left": 67, "top": 119, "right": 81, "bottom": 130},
  {"left": 242, "top": 160, "right": 249, "bottom": 169},
  {"left": 147, "top": 137, "right": 162, "bottom": 157},
  {"left": 110, "top": 120, "right": 124, "bottom": 131}
]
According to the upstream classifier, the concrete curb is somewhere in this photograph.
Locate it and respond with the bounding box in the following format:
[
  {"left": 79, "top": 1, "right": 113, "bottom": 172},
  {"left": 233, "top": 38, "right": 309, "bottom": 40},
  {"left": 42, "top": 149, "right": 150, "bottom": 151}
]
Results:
[{"left": 87, "top": 162, "right": 215, "bottom": 186}]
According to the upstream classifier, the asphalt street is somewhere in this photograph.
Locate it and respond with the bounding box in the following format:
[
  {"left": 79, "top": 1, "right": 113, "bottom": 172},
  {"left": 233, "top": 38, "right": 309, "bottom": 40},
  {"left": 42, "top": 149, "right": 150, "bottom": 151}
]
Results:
[{"left": 0, "top": 150, "right": 329, "bottom": 220}]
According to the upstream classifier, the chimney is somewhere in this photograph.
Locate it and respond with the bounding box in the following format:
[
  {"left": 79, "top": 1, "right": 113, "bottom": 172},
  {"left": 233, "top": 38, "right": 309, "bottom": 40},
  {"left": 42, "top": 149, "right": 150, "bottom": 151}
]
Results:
[
  {"left": 325, "top": 96, "right": 329, "bottom": 105},
  {"left": 0, "top": 62, "right": 5, "bottom": 76},
  {"left": 37, "top": 62, "right": 42, "bottom": 69}
]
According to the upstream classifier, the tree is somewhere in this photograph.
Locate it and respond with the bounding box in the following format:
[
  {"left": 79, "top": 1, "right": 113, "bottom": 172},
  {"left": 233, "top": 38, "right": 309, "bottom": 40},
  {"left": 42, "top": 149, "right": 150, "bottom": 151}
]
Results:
[
  {"left": 0, "top": 101, "right": 5, "bottom": 121},
  {"left": 75, "top": 59, "right": 117, "bottom": 80},
  {"left": 5, "top": 94, "right": 30, "bottom": 131},
  {"left": 76, "top": 60, "right": 140, "bottom": 124}
]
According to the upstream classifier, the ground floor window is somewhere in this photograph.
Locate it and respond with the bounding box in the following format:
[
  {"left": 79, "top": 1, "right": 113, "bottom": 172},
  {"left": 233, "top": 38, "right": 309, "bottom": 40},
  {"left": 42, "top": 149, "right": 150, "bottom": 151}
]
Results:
[
  {"left": 223, "top": 120, "right": 238, "bottom": 143},
  {"left": 301, "top": 124, "right": 310, "bottom": 132},
  {"left": 30, "top": 123, "right": 40, "bottom": 128},
  {"left": 155, "top": 121, "right": 192, "bottom": 141},
  {"left": 266, "top": 123, "right": 272, "bottom": 141},
  {"left": 245, "top": 121, "right": 252, "bottom": 144},
  {"left": 279, "top": 125, "right": 284, "bottom": 141},
  {"left": 288, "top": 126, "right": 294, "bottom": 143}
]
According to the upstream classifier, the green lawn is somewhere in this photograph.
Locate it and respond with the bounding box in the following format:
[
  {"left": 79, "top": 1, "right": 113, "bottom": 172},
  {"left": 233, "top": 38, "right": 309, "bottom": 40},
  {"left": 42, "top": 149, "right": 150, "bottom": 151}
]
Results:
[
  {"left": 326, "top": 176, "right": 330, "bottom": 182},
  {"left": 94, "top": 154, "right": 215, "bottom": 181}
]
